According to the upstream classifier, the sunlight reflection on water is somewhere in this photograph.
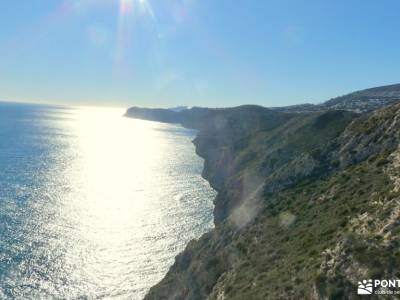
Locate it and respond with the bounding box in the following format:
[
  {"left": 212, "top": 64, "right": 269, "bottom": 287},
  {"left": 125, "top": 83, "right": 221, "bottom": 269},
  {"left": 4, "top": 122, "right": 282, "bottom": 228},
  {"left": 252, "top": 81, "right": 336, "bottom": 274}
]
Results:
[{"left": 0, "top": 104, "right": 216, "bottom": 299}]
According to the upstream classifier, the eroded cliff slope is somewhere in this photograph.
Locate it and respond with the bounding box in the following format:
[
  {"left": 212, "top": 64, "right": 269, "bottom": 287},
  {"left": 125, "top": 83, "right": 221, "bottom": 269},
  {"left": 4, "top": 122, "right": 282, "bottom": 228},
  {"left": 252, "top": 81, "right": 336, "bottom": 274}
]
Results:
[{"left": 126, "top": 97, "right": 400, "bottom": 299}]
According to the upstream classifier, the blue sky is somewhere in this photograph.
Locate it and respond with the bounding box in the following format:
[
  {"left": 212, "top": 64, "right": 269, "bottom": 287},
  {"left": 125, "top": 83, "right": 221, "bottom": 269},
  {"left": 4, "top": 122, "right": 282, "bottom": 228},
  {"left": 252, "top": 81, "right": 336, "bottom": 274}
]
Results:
[{"left": 0, "top": 0, "right": 399, "bottom": 108}]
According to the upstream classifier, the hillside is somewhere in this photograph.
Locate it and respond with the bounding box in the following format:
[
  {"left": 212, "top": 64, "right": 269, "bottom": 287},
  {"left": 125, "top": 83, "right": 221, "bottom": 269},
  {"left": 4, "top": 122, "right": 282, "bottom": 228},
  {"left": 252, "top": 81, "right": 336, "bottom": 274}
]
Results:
[
  {"left": 323, "top": 83, "right": 400, "bottom": 112},
  {"left": 273, "top": 83, "right": 400, "bottom": 113},
  {"left": 126, "top": 90, "right": 400, "bottom": 299}
]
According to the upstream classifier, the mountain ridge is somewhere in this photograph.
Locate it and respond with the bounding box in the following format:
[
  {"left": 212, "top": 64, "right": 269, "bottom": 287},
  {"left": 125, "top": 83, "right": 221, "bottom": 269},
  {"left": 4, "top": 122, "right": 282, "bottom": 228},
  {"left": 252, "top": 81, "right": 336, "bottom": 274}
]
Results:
[
  {"left": 126, "top": 83, "right": 400, "bottom": 119},
  {"left": 274, "top": 83, "right": 400, "bottom": 113}
]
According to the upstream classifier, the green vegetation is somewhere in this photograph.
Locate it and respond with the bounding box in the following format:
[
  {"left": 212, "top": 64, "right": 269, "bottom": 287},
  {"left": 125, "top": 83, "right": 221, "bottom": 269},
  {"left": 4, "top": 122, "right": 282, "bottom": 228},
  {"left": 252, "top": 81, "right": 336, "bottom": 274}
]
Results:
[
  {"left": 128, "top": 102, "right": 400, "bottom": 300},
  {"left": 215, "top": 150, "right": 399, "bottom": 299}
]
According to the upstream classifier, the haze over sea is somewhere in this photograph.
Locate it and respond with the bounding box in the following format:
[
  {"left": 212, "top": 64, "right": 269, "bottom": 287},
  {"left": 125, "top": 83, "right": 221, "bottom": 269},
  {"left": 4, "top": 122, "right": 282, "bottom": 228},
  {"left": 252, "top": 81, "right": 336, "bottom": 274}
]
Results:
[{"left": 0, "top": 102, "right": 216, "bottom": 299}]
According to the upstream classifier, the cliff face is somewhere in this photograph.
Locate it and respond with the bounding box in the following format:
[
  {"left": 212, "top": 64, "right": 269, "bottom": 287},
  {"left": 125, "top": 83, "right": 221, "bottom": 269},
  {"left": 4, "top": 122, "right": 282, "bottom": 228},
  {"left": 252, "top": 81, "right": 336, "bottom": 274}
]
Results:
[
  {"left": 126, "top": 100, "right": 400, "bottom": 299},
  {"left": 126, "top": 106, "right": 354, "bottom": 225},
  {"left": 204, "top": 104, "right": 400, "bottom": 300}
]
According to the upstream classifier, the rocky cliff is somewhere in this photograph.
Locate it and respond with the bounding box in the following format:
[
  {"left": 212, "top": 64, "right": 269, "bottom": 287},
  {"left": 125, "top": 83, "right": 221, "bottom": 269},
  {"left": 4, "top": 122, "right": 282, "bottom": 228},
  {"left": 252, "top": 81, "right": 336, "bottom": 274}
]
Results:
[{"left": 126, "top": 85, "right": 400, "bottom": 299}]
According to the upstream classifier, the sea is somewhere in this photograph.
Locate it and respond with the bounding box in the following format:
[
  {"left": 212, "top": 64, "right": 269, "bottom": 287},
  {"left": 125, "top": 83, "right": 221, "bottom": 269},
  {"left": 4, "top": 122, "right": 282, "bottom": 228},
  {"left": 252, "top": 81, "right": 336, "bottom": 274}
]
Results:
[{"left": 0, "top": 102, "right": 216, "bottom": 299}]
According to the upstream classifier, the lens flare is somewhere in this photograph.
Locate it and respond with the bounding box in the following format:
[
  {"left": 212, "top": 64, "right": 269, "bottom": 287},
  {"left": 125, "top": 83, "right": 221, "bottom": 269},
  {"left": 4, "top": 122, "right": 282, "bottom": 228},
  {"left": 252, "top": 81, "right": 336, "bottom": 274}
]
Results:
[
  {"left": 120, "top": 0, "right": 134, "bottom": 16},
  {"left": 119, "top": 0, "right": 155, "bottom": 18}
]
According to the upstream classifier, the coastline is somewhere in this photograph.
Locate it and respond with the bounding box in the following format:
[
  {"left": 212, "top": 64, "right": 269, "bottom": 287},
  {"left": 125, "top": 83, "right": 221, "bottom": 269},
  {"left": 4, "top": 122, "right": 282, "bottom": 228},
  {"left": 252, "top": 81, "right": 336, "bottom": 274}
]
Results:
[
  {"left": 125, "top": 106, "right": 358, "bottom": 298},
  {"left": 126, "top": 103, "right": 400, "bottom": 299}
]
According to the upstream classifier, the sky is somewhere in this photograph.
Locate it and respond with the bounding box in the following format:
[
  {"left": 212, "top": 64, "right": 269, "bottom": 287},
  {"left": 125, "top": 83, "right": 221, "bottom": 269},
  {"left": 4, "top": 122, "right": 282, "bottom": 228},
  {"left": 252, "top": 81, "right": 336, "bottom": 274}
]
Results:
[{"left": 0, "top": 0, "right": 399, "bottom": 108}]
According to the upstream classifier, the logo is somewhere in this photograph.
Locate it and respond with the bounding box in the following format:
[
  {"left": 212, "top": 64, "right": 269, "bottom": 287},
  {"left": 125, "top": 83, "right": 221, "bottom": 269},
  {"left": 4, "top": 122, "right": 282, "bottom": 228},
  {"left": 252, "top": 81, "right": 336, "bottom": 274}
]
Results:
[
  {"left": 358, "top": 280, "right": 373, "bottom": 295},
  {"left": 357, "top": 279, "right": 400, "bottom": 295}
]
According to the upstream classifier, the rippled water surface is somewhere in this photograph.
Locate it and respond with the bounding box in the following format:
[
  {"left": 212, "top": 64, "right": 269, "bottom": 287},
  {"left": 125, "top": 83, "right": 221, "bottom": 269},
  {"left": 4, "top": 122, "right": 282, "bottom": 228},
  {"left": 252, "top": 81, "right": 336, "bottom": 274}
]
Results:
[{"left": 0, "top": 102, "right": 216, "bottom": 299}]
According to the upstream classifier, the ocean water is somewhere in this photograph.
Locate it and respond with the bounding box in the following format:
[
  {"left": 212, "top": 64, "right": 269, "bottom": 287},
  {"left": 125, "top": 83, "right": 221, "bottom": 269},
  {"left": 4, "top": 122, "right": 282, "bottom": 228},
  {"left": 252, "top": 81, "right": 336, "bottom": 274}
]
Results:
[{"left": 0, "top": 102, "right": 216, "bottom": 299}]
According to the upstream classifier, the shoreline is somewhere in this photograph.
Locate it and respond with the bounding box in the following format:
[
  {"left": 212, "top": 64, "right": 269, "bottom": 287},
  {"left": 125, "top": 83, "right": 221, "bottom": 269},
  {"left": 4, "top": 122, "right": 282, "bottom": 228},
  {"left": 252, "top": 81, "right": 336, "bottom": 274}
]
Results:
[{"left": 126, "top": 102, "right": 400, "bottom": 299}]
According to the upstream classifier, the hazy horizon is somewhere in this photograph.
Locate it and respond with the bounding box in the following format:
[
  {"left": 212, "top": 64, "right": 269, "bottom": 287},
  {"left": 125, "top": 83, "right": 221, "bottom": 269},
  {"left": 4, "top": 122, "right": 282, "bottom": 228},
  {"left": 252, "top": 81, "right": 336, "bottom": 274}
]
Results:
[
  {"left": 2, "top": 80, "right": 400, "bottom": 110},
  {"left": 1, "top": 1, "right": 400, "bottom": 108}
]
